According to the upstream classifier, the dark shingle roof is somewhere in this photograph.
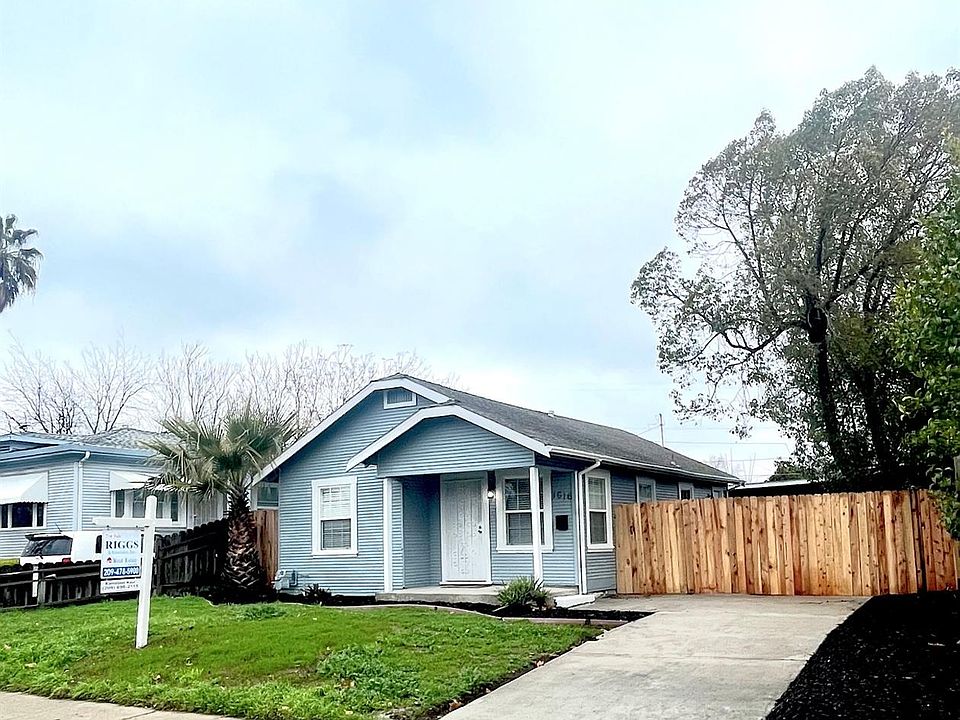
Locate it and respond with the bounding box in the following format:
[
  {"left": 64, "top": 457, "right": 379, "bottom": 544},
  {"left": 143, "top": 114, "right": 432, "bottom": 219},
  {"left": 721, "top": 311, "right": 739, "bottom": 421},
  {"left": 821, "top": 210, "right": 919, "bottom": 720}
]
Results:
[{"left": 395, "top": 376, "right": 737, "bottom": 482}]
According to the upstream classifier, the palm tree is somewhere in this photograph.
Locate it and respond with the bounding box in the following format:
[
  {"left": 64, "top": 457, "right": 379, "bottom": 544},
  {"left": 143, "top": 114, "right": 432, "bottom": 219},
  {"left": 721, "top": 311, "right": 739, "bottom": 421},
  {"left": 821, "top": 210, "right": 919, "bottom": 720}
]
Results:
[
  {"left": 0, "top": 215, "right": 42, "bottom": 313},
  {"left": 145, "top": 409, "right": 295, "bottom": 596}
]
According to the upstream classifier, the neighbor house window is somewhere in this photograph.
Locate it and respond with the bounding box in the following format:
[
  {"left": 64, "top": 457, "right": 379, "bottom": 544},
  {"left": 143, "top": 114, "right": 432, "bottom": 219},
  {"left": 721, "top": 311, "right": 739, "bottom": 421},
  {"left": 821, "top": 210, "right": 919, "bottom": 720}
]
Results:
[
  {"left": 255, "top": 481, "right": 279, "bottom": 509},
  {"left": 112, "top": 489, "right": 182, "bottom": 525},
  {"left": 586, "top": 471, "right": 612, "bottom": 549},
  {"left": 637, "top": 478, "right": 656, "bottom": 503},
  {"left": 678, "top": 483, "right": 694, "bottom": 500},
  {"left": 383, "top": 387, "right": 416, "bottom": 409},
  {"left": 711, "top": 487, "right": 727, "bottom": 499},
  {"left": 0, "top": 502, "right": 44, "bottom": 529},
  {"left": 312, "top": 477, "right": 357, "bottom": 555},
  {"left": 497, "top": 471, "right": 552, "bottom": 551}
]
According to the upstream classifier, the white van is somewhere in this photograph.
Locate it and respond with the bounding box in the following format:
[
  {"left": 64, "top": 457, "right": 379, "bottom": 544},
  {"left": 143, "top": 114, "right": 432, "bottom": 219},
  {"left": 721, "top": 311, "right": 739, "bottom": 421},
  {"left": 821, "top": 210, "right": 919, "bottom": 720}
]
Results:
[{"left": 19, "top": 531, "right": 103, "bottom": 566}]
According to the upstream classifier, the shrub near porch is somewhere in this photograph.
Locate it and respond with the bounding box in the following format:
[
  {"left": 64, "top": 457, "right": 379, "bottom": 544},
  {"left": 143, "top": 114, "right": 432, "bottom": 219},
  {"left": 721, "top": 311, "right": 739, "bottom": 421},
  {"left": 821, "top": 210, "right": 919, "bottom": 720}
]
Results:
[{"left": 0, "top": 597, "right": 600, "bottom": 720}]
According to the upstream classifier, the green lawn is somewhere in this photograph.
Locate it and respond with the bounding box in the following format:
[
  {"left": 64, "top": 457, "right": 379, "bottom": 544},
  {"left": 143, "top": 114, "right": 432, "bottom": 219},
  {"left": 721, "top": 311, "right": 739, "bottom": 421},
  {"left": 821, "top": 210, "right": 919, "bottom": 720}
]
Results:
[
  {"left": 0, "top": 558, "right": 18, "bottom": 568},
  {"left": 0, "top": 597, "right": 600, "bottom": 719}
]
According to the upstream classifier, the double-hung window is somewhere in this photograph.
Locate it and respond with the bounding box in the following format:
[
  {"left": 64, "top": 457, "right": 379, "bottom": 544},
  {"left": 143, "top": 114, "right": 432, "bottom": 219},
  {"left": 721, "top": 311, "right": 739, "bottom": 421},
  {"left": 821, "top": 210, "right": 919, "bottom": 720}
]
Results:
[
  {"left": 497, "top": 470, "right": 552, "bottom": 551},
  {"left": 312, "top": 477, "right": 357, "bottom": 555},
  {"left": 586, "top": 470, "right": 613, "bottom": 549},
  {"left": 637, "top": 478, "right": 656, "bottom": 503},
  {"left": 113, "top": 489, "right": 183, "bottom": 525},
  {"left": 0, "top": 502, "right": 44, "bottom": 529},
  {"left": 711, "top": 486, "right": 727, "bottom": 499},
  {"left": 678, "top": 482, "right": 694, "bottom": 500}
]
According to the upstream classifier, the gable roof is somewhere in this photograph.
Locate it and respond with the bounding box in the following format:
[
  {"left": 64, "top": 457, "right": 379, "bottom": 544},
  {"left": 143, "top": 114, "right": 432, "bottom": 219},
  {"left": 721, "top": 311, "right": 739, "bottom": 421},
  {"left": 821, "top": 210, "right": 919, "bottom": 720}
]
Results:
[
  {"left": 352, "top": 375, "right": 737, "bottom": 482},
  {"left": 260, "top": 373, "right": 736, "bottom": 483},
  {"left": 256, "top": 377, "right": 451, "bottom": 480}
]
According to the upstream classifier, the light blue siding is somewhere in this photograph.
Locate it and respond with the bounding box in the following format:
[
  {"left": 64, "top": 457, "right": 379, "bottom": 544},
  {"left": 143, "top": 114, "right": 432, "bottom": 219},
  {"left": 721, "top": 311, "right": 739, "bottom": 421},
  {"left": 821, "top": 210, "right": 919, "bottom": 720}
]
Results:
[
  {"left": 488, "top": 470, "right": 577, "bottom": 586},
  {"left": 392, "top": 481, "right": 404, "bottom": 590},
  {"left": 0, "top": 461, "right": 75, "bottom": 559},
  {"left": 80, "top": 457, "right": 150, "bottom": 530},
  {"left": 653, "top": 478, "right": 725, "bottom": 501},
  {"left": 401, "top": 478, "right": 441, "bottom": 587},
  {"left": 655, "top": 478, "right": 680, "bottom": 501},
  {"left": 277, "top": 391, "right": 434, "bottom": 595},
  {"left": 375, "top": 417, "right": 534, "bottom": 477},
  {"left": 542, "top": 471, "right": 577, "bottom": 585},
  {"left": 585, "top": 472, "right": 635, "bottom": 593}
]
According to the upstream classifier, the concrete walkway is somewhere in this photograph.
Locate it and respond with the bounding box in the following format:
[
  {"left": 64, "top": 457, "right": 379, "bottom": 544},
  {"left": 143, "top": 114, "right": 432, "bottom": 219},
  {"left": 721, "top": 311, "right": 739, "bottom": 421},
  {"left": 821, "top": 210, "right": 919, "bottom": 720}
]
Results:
[
  {"left": 447, "top": 594, "right": 864, "bottom": 720},
  {"left": 0, "top": 693, "right": 233, "bottom": 720}
]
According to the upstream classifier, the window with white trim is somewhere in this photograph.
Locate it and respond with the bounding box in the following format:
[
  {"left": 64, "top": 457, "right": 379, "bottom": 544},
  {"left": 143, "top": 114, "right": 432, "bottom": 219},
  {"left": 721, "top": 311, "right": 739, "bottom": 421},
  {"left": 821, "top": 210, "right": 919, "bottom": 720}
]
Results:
[
  {"left": 255, "top": 480, "right": 279, "bottom": 509},
  {"left": 678, "top": 482, "right": 694, "bottom": 500},
  {"left": 312, "top": 477, "right": 357, "bottom": 555},
  {"left": 383, "top": 387, "right": 416, "bottom": 409},
  {"left": 497, "top": 470, "right": 552, "bottom": 551},
  {"left": 112, "top": 489, "right": 184, "bottom": 526},
  {"left": 0, "top": 502, "right": 44, "bottom": 529},
  {"left": 711, "top": 486, "right": 727, "bottom": 499},
  {"left": 586, "top": 471, "right": 612, "bottom": 549},
  {"left": 637, "top": 478, "right": 656, "bottom": 503}
]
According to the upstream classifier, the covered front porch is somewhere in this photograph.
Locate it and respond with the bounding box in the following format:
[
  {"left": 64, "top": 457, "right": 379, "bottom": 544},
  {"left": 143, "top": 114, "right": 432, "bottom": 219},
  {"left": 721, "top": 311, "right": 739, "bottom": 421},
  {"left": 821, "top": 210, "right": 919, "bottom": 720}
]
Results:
[
  {"left": 347, "top": 407, "right": 609, "bottom": 597},
  {"left": 380, "top": 464, "right": 586, "bottom": 596}
]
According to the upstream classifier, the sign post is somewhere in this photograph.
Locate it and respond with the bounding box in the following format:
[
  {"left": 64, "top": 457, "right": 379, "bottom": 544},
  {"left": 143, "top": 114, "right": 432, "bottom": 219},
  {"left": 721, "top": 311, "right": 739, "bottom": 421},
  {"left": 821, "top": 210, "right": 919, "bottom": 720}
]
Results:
[
  {"left": 94, "top": 493, "right": 158, "bottom": 649},
  {"left": 136, "top": 495, "right": 157, "bottom": 648}
]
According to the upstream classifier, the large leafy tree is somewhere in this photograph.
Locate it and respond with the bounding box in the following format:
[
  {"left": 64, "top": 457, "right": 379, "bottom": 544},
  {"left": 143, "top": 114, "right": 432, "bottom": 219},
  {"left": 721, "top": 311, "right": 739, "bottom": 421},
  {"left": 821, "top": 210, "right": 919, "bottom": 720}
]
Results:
[
  {"left": 632, "top": 68, "right": 960, "bottom": 487},
  {"left": 892, "top": 172, "right": 960, "bottom": 536},
  {"left": 145, "top": 410, "right": 295, "bottom": 596},
  {"left": 0, "top": 215, "right": 42, "bottom": 313}
]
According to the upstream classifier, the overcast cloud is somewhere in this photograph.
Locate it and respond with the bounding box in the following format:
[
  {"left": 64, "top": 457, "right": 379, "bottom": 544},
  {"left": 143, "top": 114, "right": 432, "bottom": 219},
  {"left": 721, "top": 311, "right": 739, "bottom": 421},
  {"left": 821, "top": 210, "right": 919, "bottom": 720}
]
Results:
[{"left": 2, "top": 0, "right": 957, "bottom": 480}]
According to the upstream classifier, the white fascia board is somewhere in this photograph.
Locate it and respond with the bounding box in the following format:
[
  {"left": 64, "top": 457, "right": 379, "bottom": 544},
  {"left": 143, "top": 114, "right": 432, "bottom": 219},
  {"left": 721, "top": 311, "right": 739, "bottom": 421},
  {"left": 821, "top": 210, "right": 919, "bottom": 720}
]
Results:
[
  {"left": 255, "top": 377, "right": 450, "bottom": 482},
  {"left": 547, "top": 446, "right": 738, "bottom": 484},
  {"left": 345, "top": 405, "right": 552, "bottom": 471}
]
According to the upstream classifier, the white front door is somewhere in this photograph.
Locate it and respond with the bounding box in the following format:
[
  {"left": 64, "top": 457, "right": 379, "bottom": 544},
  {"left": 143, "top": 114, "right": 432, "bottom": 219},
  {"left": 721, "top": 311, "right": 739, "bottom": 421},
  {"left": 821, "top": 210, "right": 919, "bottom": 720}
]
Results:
[{"left": 440, "top": 477, "right": 490, "bottom": 584}]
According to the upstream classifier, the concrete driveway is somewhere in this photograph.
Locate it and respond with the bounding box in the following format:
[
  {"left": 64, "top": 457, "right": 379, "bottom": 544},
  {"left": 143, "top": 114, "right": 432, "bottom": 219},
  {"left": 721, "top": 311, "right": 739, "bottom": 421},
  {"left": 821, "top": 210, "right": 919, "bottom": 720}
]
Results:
[{"left": 447, "top": 594, "right": 864, "bottom": 720}]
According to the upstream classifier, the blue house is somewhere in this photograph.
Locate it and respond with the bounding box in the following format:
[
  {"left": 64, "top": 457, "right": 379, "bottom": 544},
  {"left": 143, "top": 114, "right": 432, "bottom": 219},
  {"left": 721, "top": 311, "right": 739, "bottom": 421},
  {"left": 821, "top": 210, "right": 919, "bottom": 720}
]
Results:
[
  {"left": 0, "top": 429, "right": 230, "bottom": 559},
  {"left": 259, "top": 375, "right": 737, "bottom": 599}
]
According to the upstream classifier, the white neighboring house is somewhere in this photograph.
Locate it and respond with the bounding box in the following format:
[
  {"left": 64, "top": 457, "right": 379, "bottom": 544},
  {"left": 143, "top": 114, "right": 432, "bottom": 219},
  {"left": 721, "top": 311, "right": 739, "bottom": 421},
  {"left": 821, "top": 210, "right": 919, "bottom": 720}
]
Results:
[{"left": 0, "top": 428, "right": 278, "bottom": 560}]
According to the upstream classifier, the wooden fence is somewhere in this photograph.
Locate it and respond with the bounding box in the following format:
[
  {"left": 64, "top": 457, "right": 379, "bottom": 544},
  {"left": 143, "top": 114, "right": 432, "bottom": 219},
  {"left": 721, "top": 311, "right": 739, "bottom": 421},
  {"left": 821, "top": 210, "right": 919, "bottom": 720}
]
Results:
[
  {"left": 0, "top": 561, "right": 105, "bottom": 609},
  {"left": 254, "top": 509, "right": 278, "bottom": 583},
  {"left": 614, "top": 490, "right": 960, "bottom": 596},
  {"left": 153, "top": 519, "right": 228, "bottom": 595}
]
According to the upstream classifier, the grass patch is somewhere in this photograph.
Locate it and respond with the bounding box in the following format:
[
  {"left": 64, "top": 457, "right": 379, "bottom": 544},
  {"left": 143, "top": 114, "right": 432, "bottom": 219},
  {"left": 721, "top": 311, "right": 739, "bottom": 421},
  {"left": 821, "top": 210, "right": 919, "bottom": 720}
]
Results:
[
  {"left": 0, "top": 558, "right": 18, "bottom": 569},
  {"left": 0, "top": 597, "right": 600, "bottom": 719}
]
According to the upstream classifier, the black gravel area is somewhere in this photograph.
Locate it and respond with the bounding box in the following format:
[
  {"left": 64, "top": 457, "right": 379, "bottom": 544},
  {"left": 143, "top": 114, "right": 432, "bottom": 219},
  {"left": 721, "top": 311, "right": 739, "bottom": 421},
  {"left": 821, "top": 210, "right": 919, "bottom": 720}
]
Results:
[{"left": 767, "top": 591, "right": 960, "bottom": 720}]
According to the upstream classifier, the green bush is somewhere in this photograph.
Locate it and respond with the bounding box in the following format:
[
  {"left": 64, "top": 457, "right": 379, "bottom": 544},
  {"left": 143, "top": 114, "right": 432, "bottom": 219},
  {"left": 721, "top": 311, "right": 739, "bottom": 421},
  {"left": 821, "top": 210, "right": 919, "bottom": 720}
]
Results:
[
  {"left": 301, "top": 584, "right": 334, "bottom": 605},
  {"left": 496, "top": 576, "right": 549, "bottom": 612}
]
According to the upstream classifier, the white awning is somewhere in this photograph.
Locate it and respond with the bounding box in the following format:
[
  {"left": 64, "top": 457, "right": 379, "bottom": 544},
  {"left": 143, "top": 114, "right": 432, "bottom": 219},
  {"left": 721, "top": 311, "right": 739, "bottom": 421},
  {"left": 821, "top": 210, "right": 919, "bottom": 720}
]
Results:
[
  {"left": 0, "top": 471, "right": 48, "bottom": 504},
  {"left": 109, "top": 471, "right": 154, "bottom": 491}
]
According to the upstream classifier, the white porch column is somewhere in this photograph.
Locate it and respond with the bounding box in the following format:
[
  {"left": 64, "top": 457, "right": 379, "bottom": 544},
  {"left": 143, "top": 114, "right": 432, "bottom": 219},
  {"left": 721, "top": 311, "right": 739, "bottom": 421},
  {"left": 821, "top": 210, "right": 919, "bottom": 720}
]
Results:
[
  {"left": 529, "top": 466, "right": 543, "bottom": 582},
  {"left": 382, "top": 478, "right": 395, "bottom": 592}
]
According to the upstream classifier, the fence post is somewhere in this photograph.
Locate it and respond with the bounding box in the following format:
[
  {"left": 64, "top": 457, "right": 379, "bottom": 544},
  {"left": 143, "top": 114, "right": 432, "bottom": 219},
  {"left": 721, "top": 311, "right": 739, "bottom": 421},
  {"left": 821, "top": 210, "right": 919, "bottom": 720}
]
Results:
[{"left": 36, "top": 569, "right": 46, "bottom": 607}]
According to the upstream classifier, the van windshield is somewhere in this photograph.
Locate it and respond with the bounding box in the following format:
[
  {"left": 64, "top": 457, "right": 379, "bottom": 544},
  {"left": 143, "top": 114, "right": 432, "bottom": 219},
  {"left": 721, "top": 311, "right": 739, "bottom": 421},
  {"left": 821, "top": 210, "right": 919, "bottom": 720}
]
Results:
[{"left": 22, "top": 537, "right": 73, "bottom": 557}]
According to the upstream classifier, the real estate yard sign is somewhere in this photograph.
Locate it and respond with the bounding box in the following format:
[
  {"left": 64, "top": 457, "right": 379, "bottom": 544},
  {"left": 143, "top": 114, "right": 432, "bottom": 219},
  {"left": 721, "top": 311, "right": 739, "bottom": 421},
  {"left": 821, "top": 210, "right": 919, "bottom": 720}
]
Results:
[{"left": 100, "top": 529, "right": 143, "bottom": 594}]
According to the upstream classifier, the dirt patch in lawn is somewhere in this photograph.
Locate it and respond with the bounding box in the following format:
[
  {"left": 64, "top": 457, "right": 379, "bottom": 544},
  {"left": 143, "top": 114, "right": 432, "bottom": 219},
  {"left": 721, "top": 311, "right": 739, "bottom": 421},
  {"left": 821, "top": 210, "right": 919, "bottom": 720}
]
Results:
[{"left": 767, "top": 591, "right": 960, "bottom": 720}]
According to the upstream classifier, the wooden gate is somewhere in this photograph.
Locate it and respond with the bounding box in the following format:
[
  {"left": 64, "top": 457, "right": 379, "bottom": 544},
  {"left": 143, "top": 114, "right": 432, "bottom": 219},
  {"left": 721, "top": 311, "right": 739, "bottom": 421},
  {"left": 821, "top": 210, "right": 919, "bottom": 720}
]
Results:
[
  {"left": 254, "top": 509, "right": 278, "bottom": 582},
  {"left": 614, "top": 490, "right": 960, "bottom": 596}
]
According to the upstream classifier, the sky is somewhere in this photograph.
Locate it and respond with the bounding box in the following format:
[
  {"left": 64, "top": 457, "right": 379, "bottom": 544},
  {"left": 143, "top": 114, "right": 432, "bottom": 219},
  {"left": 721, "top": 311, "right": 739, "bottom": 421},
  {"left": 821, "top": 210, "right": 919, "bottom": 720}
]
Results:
[{"left": 1, "top": 1, "right": 958, "bottom": 482}]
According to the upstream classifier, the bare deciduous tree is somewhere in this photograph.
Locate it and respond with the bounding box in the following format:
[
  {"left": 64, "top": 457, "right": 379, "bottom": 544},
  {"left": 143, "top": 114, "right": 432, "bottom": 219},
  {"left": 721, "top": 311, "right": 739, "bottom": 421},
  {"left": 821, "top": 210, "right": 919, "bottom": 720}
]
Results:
[
  {"left": 0, "top": 337, "right": 153, "bottom": 434},
  {"left": 1, "top": 336, "right": 456, "bottom": 440},
  {"left": 75, "top": 338, "right": 153, "bottom": 432},
  {"left": 1, "top": 340, "right": 79, "bottom": 433},
  {"left": 155, "top": 343, "right": 238, "bottom": 425}
]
